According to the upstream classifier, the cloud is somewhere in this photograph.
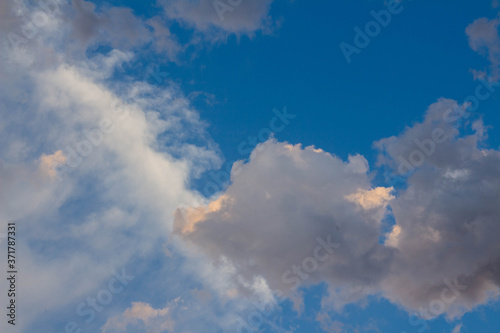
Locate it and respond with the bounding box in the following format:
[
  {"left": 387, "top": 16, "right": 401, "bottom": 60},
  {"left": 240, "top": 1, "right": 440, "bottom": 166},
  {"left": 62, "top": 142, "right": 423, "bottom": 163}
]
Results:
[
  {"left": 374, "top": 98, "right": 464, "bottom": 175},
  {"left": 102, "top": 301, "right": 177, "bottom": 332},
  {"left": 159, "top": 0, "right": 278, "bottom": 39},
  {"left": 345, "top": 187, "right": 395, "bottom": 210},
  {"left": 174, "top": 194, "right": 232, "bottom": 234},
  {"left": 0, "top": 3, "right": 223, "bottom": 331},
  {"left": 466, "top": 15, "right": 500, "bottom": 79},
  {"left": 147, "top": 16, "right": 184, "bottom": 62},
  {"left": 452, "top": 323, "right": 463, "bottom": 333},
  {"left": 175, "top": 97, "right": 500, "bottom": 321},
  {"left": 0, "top": 0, "right": 181, "bottom": 65},
  {"left": 65, "top": 1, "right": 181, "bottom": 62},
  {"left": 175, "top": 141, "right": 394, "bottom": 307},
  {"left": 38, "top": 150, "right": 66, "bottom": 179},
  {"left": 67, "top": 0, "right": 152, "bottom": 50},
  {"left": 376, "top": 98, "right": 500, "bottom": 318},
  {"left": 317, "top": 312, "right": 344, "bottom": 333},
  {"left": 384, "top": 225, "right": 401, "bottom": 248}
]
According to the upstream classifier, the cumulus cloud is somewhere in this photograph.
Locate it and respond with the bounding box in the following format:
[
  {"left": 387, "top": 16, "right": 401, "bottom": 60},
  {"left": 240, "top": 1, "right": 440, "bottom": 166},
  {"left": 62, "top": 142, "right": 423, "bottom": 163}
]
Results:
[
  {"left": 175, "top": 97, "right": 500, "bottom": 321},
  {"left": 175, "top": 141, "right": 394, "bottom": 308},
  {"left": 376, "top": 98, "right": 500, "bottom": 318}
]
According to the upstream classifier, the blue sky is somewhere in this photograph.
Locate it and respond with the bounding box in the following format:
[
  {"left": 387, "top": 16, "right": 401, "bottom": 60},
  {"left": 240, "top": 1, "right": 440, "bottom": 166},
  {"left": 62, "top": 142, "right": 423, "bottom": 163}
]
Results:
[{"left": 2, "top": 0, "right": 500, "bottom": 332}]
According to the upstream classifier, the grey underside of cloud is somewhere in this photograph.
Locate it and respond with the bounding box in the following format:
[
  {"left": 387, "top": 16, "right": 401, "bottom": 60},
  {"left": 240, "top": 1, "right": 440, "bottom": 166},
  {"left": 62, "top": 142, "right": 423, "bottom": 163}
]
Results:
[{"left": 375, "top": 99, "right": 500, "bottom": 317}]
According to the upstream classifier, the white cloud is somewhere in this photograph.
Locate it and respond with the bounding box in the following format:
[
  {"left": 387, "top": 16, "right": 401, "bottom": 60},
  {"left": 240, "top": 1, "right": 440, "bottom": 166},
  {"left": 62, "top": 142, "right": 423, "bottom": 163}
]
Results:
[
  {"left": 102, "top": 301, "right": 177, "bottom": 332},
  {"left": 0, "top": 3, "right": 222, "bottom": 331},
  {"left": 384, "top": 224, "right": 401, "bottom": 248},
  {"left": 345, "top": 187, "right": 395, "bottom": 210}
]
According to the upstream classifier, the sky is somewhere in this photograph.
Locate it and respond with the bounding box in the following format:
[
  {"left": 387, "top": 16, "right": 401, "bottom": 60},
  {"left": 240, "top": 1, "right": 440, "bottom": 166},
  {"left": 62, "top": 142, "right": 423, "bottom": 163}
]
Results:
[{"left": 1, "top": 0, "right": 500, "bottom": 332}]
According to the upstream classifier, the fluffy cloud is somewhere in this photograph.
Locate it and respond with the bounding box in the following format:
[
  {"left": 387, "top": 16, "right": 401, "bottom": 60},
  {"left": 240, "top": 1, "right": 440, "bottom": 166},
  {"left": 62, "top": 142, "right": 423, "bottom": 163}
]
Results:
[
  {"left": 175, "top": 141, "right": 395, "bottom": 309},
  {"left": 345, "top": 187, "right": 395, "bottom": 210},
  {"left": 176, "top": 97, "right": 500, "bottom": 321},
  {"left": 376, "top": 98, "right": 500, "bottom": 318},
  {"left": 466, "top": 15, "right": 500, "bottom": 79},
  {"left": 160, "top": 0, "right": 278, "bottom": 38},
  {"left": 319, "top": 99, "right": 495, "bottom": 318}
]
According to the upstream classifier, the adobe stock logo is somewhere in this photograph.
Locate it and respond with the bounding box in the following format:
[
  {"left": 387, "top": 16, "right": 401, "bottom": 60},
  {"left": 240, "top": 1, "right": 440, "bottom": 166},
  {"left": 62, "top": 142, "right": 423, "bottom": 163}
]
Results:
[
  {"left": 401, "top": 278, "right": 467, "bottom": 333},
  {"left": 397, "top": 78, "right": 500, "bottom": 176},
  {"left": 56, "top": 268, "right": 134, "bottom": 333},
  {"left": 235, "top": 233, "right": 340, "bottom": 333},
  {"left": 6, "top": 0, "right": 61, "bottom": 50},
  {"left": 384, "top": 78, "right": 500, "bottom": 188},
  {"left": 281, "top": 234, "right": 340, "bottom": 290},
  {"left": 5, "top": 0, "right": 62, "bottom": 74},
  {"left": 340, "top": 0, "right": 409, "bottom": 64}
]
